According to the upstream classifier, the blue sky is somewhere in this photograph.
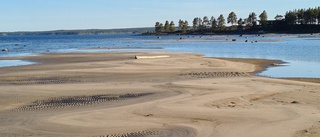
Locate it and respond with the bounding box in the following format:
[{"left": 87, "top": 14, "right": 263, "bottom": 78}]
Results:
[{"left": 0, "top": 0, "right": 319, "bottom": 32}]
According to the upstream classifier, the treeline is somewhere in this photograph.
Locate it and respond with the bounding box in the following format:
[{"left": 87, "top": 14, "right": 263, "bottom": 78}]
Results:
[
  {"left": 279, "top": 6, "right": 320, "bottom": 33},
  {"left": 0, "top": 28, "right": 155, "bottom": 36},
  {"left": 154, "top": 10, "right": 268, "bottom": 34},
  {"left": 285, "top": 7, "right": 320, "bottom": 25},
  {"left": 152, "top": 6, "right": 320, "bottom": 35}
]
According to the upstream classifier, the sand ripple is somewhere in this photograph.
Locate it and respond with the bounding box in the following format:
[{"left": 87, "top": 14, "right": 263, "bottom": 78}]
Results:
[{"left": 11, "top": 93, "right": 154, "bottom": 112}]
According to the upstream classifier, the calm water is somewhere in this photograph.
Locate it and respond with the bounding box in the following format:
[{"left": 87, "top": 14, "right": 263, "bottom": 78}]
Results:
[
  {"left": 0, "top": 34, "right": 319, "bottom": 78},
  {"left": 0, "top": 60, "right": 36, "bottom": 67}
]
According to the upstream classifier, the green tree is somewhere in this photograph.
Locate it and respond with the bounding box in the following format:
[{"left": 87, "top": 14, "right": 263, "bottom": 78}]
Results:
[
  {"left": 155, "top": 22, "right": 163, "bottom": 33},
  {"left": 164, "top": 20, "right": 170, "bottom": 32},
  {"left": 181, "top": 20, "right": 189, "bottom": 33},
  {"left": 169, "top": 21, "right": 175, "bottom": 32},
  {"left": 247, "top": 12, "right": 257, "bottom": 26},
  {"left": 178, "top": 19, "right": 184, "bottom": 30},
  {"left": 297, "top": 9, "right": 305, "bottom": 24},
  {"left": 193, "top": 17, "right": 200, "bottom": 30},
  {"left": 317, "top": 7, "right": 320, "bottom": 24},
  {"left": 312, "top": 8, "right": 318, "bottom": 24},
  {"left": 285, "top": 11, "right": 297, "bottom": 25},
  {"left": 203, "top": 16, "right": 209, "bottom": 27},
  {"left": 209, "top": 16, "right": 215, "bottom": 25},
  {"left": 211, "top": 18, "right": 217, "bottom": 30},
  {"left": 197, "top": 16, "right": 207, "bottom": 31},
  {"left": 308, "top": 8, "right": 317, "bottom": 24},
  {"left": 237, "top": 18, "right": 243, "bottom": 26},
  {"left": 217, "top": 14, "right": 226, "bottom": 29},
  {"left": 227, "top": 12, "right": 237, "bottom": 25},
  {"left": 259, "top": 10, "right": 268, "bottom": 26},
  {"left": 303, "top": 8, "right": 312, "bottom": 24}
]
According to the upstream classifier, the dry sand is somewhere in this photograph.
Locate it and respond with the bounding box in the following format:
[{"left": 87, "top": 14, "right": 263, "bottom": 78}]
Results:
[{"left": 0, "top": 52, "right": 319, "bottom": 137}]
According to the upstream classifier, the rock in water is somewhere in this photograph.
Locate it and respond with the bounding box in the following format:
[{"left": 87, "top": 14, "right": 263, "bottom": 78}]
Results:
[{"left": 2, "top": 48, "right": 8, "bottom": 52}]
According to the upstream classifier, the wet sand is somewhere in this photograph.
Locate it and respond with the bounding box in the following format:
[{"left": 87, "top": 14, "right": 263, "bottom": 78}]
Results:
[
  {"left": 0, "top": 52, "right": 319, "bottom": 137},
  {"left": 216, "top": 57, "right": 286, "bottom": 74}
]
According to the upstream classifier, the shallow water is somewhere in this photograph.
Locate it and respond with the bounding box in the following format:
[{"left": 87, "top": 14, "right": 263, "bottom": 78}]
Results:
[
  {"left": 0, "top": 34, "right": 319, "bottom": 78},
  {"left": 0, "top": 60, "right": 36, "bottom": 67},
  {"left": 258, "top": 61, "right": 320, "bottom": 78}
]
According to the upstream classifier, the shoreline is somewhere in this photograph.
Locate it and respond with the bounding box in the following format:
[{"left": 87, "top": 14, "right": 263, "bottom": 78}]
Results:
[
  {"left": 218, "top": 57, "right": 320, "bottom": 84},
  {"left": 217, "top": 57, "right": 320, "bottom": 84},
  {"left": 215, "top": 57, "right": 285, "bottom": 74}
]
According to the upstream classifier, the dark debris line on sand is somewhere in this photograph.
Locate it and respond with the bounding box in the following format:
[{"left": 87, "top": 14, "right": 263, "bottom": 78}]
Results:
[{"left": 11, "top": 93, "right": 154, "bottom": 112}]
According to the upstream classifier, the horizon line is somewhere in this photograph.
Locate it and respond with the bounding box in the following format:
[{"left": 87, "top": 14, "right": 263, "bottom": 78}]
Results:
[{"left": 0, "top": 27, "right": 154, "bottom": 33}]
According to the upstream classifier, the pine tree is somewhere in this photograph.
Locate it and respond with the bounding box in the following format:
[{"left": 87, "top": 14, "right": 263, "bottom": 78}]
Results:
[
  {"left": 227, "top": 12, "right": 237, "bottom": 25},
  {"left": 178, "top": 19, "right": 184, "bottom": 30},
  {"left": 217, "top": 14, "right": 226, "bottom": 28},
  {"left": 297, "top": 9, "right": 304, "bottom": 24},
  {"left": 169, "top": 21, "right": 175, "bottom": 32},
  {"left": 155, "top": 22, "right": 163, "bottom": 33},
  {"left": 285, "top": 11, "right": 297, "bottom": 25},
  {"left": 211, "top": 18, "right": 217, "bottom": 30},
  {"left": 247, "top": 12, "right": 257, "bottom": 26},
  {"left": 316, "top": 7, "right": 319, "bottom": 24},
  {"left": 259, "top": 10, "right": 268, "bottom": 26},
  {"left": 164, "top": 21, "right": 170, "bottom": 32},
  {"left": 193, "top": 17, "right": 200, "bottom": 30},
  {"left": 182, "top": 20, "right": 189, "bottom": 33},
  {"left": 209, "top": 16, "right": 215, "bottom": 26},
  {"left": 237, "top": 18, "right": 243, "bottom": 26},
  {"left": 203, "top": 16, "right": 209, "bottom": 27}
]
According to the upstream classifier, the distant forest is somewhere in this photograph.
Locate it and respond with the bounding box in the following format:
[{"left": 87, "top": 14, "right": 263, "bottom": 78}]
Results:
[
  {"left": 0, "top": 28, "right": 155, "bottom": 36},
  {"left": 150, "top": 6, "right": 320, "bottom": 35}
]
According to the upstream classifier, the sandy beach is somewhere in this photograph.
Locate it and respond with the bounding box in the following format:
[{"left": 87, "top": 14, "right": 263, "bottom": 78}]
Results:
[{"left": 0, "top": 52, "right": 319, "bottom": 137}]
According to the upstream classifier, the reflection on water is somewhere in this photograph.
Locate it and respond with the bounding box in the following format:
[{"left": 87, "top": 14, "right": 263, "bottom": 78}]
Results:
[{"left": 0, "top": 60, "right": 36, "bottom": 67}]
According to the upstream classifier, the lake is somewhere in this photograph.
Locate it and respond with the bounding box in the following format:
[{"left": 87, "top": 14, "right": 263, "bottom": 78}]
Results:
[{"left": 0, "top": 34, "right": 319, "bottom": 78}]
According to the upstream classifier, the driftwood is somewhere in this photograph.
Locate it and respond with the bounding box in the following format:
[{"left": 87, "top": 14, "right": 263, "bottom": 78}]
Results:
[{"left": 135, "top": 55, "right": 170, "bottom": 59}]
